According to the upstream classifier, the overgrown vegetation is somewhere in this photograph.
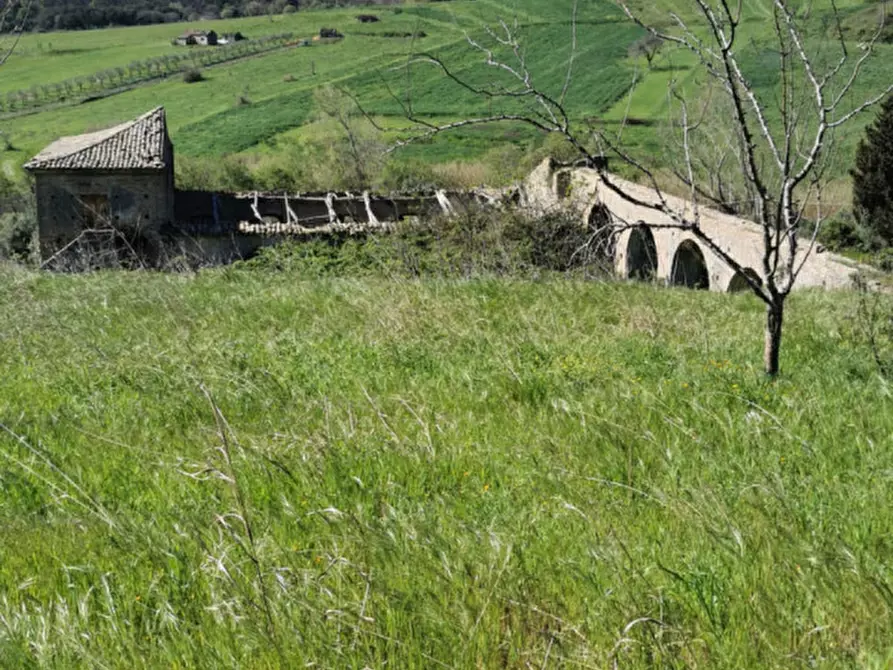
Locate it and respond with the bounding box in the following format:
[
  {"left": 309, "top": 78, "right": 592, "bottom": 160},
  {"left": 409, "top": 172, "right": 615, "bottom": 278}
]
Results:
[
  {"left": 0, "top": 174, "right": 36, "bottom": 263},
  {"left": 0, "top": 209, "right": 36, "bottom": 262},
  {"left": 242, "top": 203, "right": 611, "bottom": 278},
  {"left": 856, "top": 273, "right": 893, "bottom": 377}
]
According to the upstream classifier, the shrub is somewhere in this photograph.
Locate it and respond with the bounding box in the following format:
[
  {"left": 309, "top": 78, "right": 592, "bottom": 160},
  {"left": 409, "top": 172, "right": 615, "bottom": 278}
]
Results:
[
  {"left": 240, "top": 237, "right": 389, "bottom": 276},
  {"left": 238, "top": 204, "right": 613, "bottom": 280},
  {"left": 874, "top": 248, "right": 893, "bottom": 273},
  {"left": 386, "top": 204, "right": 614, "bottom": 278},
  {"left": 818, "top": 211, "right": 863, "bottom": 251},
  {"left": 0, "top": 210, "right": 38, "bottom": 264},
  {"left": 182, "top": 68, "right": 205, "bottom": 83}
]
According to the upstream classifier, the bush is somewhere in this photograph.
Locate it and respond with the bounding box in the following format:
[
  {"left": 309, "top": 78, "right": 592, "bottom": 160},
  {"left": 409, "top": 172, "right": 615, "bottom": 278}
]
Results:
[
  {"left": 394, "top": 205, "right": 613, "bottom": 278},
  {"left": 388, "top": 205, "right": 596, "bottom": 277},
  {"left": 238, "top": 204, "right": 613, "bottom": 280},
  {"left": 0, "top": 210, "right": 38, "bottom": 264},
  {"left": 239, "top": 237, "right": 390, "bottom": 276},
  {"left": 873, "top": 249, "right": 893, "bottom": 273},
  {"left": 182, "top": 68, "right": 205, "bottom": 83},
  {"left": 818, "top": 211, "right": 863, "bottom": 251}
]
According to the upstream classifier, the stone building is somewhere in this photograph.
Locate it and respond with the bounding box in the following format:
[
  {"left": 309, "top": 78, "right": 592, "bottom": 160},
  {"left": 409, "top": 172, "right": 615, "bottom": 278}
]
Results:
[{"left": 24, "top": 107, "right": 175, "bottom": 262}]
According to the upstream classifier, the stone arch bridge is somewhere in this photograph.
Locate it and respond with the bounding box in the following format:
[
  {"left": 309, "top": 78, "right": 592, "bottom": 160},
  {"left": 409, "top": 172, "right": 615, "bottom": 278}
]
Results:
[{"left": 522, "top": 159, "right": 863, "bottom": 292}]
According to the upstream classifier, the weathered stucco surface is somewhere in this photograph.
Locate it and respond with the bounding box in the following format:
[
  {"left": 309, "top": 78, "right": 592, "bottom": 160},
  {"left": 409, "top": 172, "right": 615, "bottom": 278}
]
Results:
[{"left": 522, "top": 158, "right": 864, "bottom": 292}]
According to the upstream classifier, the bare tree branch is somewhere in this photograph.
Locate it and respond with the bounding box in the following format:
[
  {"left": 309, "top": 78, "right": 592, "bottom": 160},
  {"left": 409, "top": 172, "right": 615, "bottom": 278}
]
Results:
[{"left": 558, "top": 0, "right": 579, "bottom": 107}]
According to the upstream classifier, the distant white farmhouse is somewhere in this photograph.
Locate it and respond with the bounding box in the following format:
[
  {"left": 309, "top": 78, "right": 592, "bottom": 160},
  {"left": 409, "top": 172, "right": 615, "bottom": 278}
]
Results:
[{"left": 174, "top": 29, "right": 218, "bottom": 46}]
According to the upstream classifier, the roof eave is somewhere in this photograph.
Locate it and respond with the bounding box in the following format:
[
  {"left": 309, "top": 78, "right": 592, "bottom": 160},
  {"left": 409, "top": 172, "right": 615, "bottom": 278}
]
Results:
[{"left": 25, "top": 165, "right": 169, "bottom": 174}]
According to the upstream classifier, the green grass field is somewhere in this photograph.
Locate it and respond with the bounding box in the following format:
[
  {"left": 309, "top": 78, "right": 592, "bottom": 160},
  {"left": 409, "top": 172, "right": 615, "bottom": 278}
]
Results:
[
  {"left": 2, "top": 0, "right": 889, "bottom": 193},
  {"left": 2, "top": 255, "right": 893, "bottom": 667},
  {"left": 2, "top": 3, "right": 892, "bottom": 663}
]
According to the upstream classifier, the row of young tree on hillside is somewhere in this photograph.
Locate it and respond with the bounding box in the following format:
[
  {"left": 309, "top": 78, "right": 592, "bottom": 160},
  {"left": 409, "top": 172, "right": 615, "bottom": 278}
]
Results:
[{"left": 0, "top": 33, "right": 295, "bottom": 113}]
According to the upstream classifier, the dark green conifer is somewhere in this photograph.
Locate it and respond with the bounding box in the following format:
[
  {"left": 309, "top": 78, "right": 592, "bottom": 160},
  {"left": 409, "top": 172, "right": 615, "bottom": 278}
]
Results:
[{"left": 852, "top": 95, "right": 893, "bottom": 247}]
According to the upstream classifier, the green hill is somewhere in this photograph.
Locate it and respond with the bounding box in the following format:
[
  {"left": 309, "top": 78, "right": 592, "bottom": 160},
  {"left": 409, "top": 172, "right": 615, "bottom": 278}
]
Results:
[{"left": 1, "top": 0, "right": 890, "bottom": 195}]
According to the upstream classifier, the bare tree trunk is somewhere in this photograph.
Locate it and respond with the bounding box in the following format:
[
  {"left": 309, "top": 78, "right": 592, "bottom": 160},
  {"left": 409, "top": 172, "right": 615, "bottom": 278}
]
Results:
[{"left": 764, "top": 302, "right": 784, "bottom": 376}]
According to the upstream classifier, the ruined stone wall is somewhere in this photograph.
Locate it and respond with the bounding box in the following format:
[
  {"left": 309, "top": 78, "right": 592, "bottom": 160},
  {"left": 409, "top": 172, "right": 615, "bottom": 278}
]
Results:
[{"left": 34, "top": 169, "right": 174, "bottom": 259}]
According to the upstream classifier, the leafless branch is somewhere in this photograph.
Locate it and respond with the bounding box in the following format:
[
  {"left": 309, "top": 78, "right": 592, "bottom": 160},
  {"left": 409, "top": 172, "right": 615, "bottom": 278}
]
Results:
[{"left": 558, "top": 0, "right": 579, "bottom": 107}]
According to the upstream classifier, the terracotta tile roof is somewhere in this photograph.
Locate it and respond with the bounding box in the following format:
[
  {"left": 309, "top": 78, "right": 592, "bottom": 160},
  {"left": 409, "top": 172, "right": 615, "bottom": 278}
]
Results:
[{"left": 24, "top": 107, "right": 169, "bottom": 172}]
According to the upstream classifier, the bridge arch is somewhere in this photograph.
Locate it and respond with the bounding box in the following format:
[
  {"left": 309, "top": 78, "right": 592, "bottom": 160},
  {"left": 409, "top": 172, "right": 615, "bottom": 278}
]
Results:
[
  {"left": 670, "top": 240, "right": 710, "bottom": 289},
  {"left": 728, "top": 267, "right": 762, "bottom": 293},
  {"left": 626, "top": 225, "right": 657, "bottom": 280},
  {"left": 587, "top": 204, "right": 616, "bottom": 270}
]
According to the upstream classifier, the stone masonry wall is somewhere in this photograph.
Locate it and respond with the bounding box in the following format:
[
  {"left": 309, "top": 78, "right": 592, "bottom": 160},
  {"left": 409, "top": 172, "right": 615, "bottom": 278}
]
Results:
[
  {"left": 522, "top": 158, "right": 866, "bottom": 292},
  {"left": 34, "top": 169, "right": 174, "bottom": 259}
]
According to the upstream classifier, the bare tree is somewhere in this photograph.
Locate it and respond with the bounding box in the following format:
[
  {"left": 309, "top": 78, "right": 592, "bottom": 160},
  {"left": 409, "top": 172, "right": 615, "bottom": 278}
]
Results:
[
  {"left": 628, "top": 33, "right": 663, "bottom": 68},
  {"left": 312, "top": 85, "right": 385, "bottom": 190},
  {"left": 383, "top": 0, "right": 893, "bottom": 375}
]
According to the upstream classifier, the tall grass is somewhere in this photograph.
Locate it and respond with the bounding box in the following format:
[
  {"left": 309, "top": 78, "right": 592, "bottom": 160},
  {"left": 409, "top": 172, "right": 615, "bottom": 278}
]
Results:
[{"left": 1, "top": 252, "right": 893, "bottom": 667}]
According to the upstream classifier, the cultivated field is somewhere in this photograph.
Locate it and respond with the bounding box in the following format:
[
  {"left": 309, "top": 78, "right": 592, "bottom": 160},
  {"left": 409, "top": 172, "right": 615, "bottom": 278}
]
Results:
[
  {"left": 1, "top": 252, "right": 893, "bottom": 667},
  {"left": 2, "top": 0, "right": 890, "bottom": 194}
]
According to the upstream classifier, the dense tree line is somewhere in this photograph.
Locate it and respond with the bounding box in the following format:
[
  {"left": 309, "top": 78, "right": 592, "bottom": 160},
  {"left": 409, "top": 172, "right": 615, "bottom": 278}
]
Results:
[{"left": 12, "top": 0, "right": 401, "bottom": 32}]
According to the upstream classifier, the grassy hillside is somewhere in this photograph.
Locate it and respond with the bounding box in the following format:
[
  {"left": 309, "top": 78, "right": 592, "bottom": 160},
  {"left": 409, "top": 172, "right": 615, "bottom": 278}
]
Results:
[
  {"left": 1, "top": 258, "right": 893, "bottom": 667},
  {"left": 1, "top": 0, "right": 890, "bottom": 194}
]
